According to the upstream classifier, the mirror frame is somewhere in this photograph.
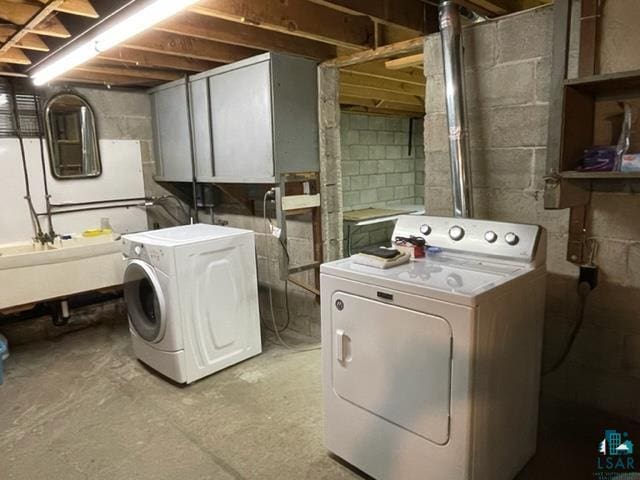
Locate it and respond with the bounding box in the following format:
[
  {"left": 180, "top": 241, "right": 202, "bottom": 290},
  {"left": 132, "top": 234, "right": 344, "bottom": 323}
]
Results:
[{"left": 45, "top": 92, "right": 102, "bottom": 180}]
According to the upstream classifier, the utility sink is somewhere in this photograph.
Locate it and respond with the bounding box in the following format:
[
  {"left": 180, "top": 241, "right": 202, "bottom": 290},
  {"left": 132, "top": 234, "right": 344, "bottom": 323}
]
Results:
[{"left": 0, "top": 234, "right": 125, "bottom": 311}]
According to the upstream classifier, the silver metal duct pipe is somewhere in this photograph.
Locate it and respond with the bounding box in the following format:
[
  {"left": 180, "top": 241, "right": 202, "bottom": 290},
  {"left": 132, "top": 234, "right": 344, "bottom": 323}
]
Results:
[{"left": 439, "top": 0, "right": 474, "bottom": 218}]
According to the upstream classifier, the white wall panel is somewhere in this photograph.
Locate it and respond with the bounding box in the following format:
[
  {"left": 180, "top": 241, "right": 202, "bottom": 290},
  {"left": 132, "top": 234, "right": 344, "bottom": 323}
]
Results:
[{"left": 0, "top": 138, "right": 147, "bottom": 244}]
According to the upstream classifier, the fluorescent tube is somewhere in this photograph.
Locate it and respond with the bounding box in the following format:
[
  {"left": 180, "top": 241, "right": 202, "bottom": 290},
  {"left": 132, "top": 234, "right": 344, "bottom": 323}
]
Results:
[{"left": 32, "top": 0, "right": 198, "bottom": 86}]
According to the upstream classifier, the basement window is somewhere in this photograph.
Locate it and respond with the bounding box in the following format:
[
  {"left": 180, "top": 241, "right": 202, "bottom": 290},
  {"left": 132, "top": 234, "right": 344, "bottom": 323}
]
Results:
[{"left": 0, "top": 79, "right": 43, "bottom": 138}]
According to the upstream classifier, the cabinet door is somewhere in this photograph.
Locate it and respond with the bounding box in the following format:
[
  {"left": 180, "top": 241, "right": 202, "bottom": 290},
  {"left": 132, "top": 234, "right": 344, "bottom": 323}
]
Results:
[
  {"left": 209, "top": 60, "right": 274, "bottom": 181},
  {"left": 151, "top": 83, "right": 192, "bottom": 182},
  {"left": 190, "top": 78, "right": 213, "bottom": 179}
]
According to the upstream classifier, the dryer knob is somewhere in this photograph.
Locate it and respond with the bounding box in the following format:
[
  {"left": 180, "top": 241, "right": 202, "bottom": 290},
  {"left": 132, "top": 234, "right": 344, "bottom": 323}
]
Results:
[
  {"left": 420, "top": 224, "right": 431, "bottom": 235},
  {"left": 505, "top": 232, "right": 520, "bottom": 246},
  {"left": 449, "top": 226, "right": 465, "bottom": 241},
  {"left": 484, "top": 231, "right": 498, "bottom": 243},
  {"left": 134, "top": 245, "right": 142, "bottom": 255}
]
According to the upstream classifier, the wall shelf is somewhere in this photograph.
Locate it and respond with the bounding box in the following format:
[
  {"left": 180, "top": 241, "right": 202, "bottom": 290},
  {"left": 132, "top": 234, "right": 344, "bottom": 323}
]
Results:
[
  {"left": 565, "top": 69, "right": 640, "bottom": 97},
  {"left": 560, "top": 171, "right": 640, "bottom": 180}
]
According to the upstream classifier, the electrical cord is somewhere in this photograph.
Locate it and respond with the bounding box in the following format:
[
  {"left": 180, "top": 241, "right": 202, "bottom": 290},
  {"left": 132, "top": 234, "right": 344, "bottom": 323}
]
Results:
[
  {"left": 543, "top": 280, "right": 591, "bottom": 376},
  {"left": 262, "top": 189, "right": 320, "bottom": 353},
  {"left": 543, "top": 239, "right": 599, "bottom": 376}
]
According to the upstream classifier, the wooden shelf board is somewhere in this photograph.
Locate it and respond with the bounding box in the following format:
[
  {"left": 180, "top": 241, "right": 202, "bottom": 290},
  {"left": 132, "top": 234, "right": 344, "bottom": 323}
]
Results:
[
  {"left": 565, "top": 69, "right": 640, "bottom": 95},
  {"left": 560, "top": 171, "right": 640, "bottom": 179}
]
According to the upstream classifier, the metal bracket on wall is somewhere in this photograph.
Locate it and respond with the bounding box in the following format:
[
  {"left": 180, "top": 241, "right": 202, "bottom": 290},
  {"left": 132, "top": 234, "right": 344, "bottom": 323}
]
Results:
[
  {"left": 544, "top": 0, "right": 603, "bottom": 265},
  {"left": 274, "top": 172, "right": 323, "bottom": 299}
]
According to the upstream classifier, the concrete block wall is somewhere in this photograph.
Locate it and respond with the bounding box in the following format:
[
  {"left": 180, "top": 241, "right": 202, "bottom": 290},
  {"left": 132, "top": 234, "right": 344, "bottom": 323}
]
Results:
[
  {"left": 73, "top": 87, "right": 188, "bottom": 228},
  {"left": 205, "top": 208, "right": 319, "bottom": 337},
  {"left": 423, "top": 4, "right": 640, "bottom": 419},
  {"left": 341, "top": 112, "right": 424, "bottom": 250}
]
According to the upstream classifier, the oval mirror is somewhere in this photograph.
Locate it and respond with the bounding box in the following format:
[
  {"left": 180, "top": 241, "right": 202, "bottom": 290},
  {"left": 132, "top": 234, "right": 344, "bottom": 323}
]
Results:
[{"left": 45, "top": 93, "right": 101, "bottom": 179}]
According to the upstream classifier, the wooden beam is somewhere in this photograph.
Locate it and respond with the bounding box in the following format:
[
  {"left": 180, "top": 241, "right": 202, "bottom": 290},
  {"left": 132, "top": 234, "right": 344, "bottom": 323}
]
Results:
[
  {"left": 323, "top": 36, "right": 423, "bottom": 68},
  {"left": 123, "top": 31, "right": 260, "bottom": 64},
  {"left": 340, "top": 70, "right": 424, "bottom": 96},
  {"left": 29, "top": 15, "right": 71, "bottom": 38},
  {"left": 157, "top": 13, "right": 336, "bottom": 60},
  {"left": 340, "top": 95, "right": 424, "bottom": 113},
  {"left": 385, "top": 53, "right": 423, "bottom": 70},
  {"left": 38, "top": 0, "right": 99, "bottom": 18},
  {"left": 0, "top": 48, "right": 32, "bottom": 65},
  {"left": 0, "top": 1, "right": 70, "bottom": 40},
  {"left": 189, "top": 0, "right": 373, "bottom": 50},
  {"left": 462, "top": 0, "right": 549, "bottom": 15},
  {"left": 341, "top": 104, "right": 420, "bottom": 117},
  {"left": 0, "top": 0, "right": 68, "bottom": 56},
  {"left": 343, "top": 61, "right": 425, "bottom": 86},
  {"left": 100, "top": 47, "right": 220, "bottom": 72},
  {"left": 340, "top": 84, "right": 423, "bottom": 106},
  {"left": 57, "top": 70, "right": 157, "bottom": 86},
  {"left": 76, "top": 64, "right": 182, "bottom": 82},
  {"left": 307, "top": 0, "right": 431, "bottom": 33},
  {"left": 455, "top": 0, "right": 506, "bottom": 17},
  {"left": 0, "top": 29, "right": 49, "bottom": 52}
]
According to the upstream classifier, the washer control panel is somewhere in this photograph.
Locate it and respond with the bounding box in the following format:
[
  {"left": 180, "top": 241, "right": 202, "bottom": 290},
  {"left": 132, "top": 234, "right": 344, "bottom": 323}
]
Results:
[{"left": 393, "top": 215, "right": 545, "bottom": 264}]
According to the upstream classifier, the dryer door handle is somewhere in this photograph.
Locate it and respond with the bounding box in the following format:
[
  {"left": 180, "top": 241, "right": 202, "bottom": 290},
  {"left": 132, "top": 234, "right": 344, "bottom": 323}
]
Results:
[{"left": 336, "top": 329, "right": 346, "bottom": 363}]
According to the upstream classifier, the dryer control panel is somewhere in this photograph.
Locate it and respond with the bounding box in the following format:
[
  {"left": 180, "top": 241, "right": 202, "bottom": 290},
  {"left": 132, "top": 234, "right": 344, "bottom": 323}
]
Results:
[
  {"left": 121, "top": 237, "right": 173, "bottom": 274},
  {"left": 393, "top": 215, "right": 546, "bottom": 266}
]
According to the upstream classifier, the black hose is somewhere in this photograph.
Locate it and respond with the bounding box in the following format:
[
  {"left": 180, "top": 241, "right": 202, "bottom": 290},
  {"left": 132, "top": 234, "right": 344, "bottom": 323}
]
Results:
[
  {"left": 543, "top": 281, "right": 591, "bottom": 375},
  {"left": 8, "top": 80, "right": 44, "bottom": 238},
  {"left": 33, "top": 92, "right": 55, "bottom": 237}
]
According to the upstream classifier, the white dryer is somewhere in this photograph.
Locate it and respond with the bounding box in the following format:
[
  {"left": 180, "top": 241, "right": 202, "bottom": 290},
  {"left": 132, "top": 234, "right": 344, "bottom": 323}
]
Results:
[
  {"left": 321, "top": 215, "right": 547, "bottom": 480},
  {"left": 122, "top": 224, "right": 261, "bottom": 384}
]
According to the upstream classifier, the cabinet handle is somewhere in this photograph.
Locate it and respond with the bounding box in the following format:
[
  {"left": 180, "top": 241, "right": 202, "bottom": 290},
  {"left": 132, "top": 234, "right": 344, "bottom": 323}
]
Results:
[{"left": 336, "top": 329, "right": 345, "bottom": 362}]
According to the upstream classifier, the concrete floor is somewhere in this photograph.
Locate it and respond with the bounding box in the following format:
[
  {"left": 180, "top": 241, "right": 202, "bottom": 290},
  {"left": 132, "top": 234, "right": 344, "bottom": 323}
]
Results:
[{"left": 1, "top": 321, "right": 638, "bottom": 480}]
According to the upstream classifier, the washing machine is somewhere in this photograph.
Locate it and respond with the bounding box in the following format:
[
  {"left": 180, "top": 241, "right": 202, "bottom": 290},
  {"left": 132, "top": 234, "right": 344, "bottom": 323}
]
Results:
[
  {"left": 122, "top": 224, "right": 261, "bottom": 384},
  {"left": 321, "top": 215, "right": 547, "bottom": 480}
]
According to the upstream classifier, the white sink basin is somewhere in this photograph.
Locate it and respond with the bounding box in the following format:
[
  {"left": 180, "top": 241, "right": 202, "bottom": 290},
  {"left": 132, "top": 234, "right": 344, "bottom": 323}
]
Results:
[{"left": 0, "top": 234, "right": 125, "bottom": 311}]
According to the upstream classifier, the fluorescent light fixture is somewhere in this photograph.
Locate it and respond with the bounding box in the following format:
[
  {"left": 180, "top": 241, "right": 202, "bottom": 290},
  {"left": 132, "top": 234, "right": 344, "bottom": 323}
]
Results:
[
  {"left": 32, "top": 0, "right": 198, "bottom": 86},
  {"left": 0, "top": 94, "right": 8, "bottom": 106}
]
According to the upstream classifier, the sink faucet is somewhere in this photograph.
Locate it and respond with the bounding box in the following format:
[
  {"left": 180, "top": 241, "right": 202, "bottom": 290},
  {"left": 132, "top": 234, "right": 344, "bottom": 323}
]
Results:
[{"left": 35, "top": 231, "right": 57, "bottom": 245}]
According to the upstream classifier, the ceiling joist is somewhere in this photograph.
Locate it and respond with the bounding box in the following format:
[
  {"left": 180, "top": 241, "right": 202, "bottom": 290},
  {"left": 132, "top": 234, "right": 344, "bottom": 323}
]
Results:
[
  {"left": 0, "top": 47, "right": 32, "bottom": 65},
  {"left": 123, "top": 31, "right": 260, "bottom": 64},
  {"left": 340, "top": 84, "right": 423, "bottom": 107},
  {"left": 100, "top": 47, "right": 221, "bottom": 72},
  {"left": 307, "top": 0, "right": 433, "bottom": 34},
  {"left": 343, "top": 61, "right": 425, "bottom": 86},
  {"left": 0, "top": 28, "right": 49, "bottom": 52},
  {"left": 78, "top": 63, "right": 182, "bottom": 82},
  {"left": 38, "top": 0, "right": 99, "bottom": 18},
  {"left": 340, "top": 95, "right": 425, "bottom": 114},
  {"left": 157, "top": 13, "right": 337, "bottom": 60},
  {"left": 340, "top": 70, "right": 424, "bottom": 97},
  {"left": 189, "top": 0, "right": 373, "bottom": 50},
  {"left": 385, "top": 53, "right": 423, "bottom": 70}
]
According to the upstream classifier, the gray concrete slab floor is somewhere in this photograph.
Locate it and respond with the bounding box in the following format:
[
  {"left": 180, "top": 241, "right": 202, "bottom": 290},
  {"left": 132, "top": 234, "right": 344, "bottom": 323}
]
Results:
[{"left": 1, "top": 320, "right": 638, "bottom": 479}]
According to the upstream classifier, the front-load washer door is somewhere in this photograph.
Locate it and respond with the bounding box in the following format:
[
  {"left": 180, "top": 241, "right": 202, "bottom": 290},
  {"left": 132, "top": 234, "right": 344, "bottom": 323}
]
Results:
[
  {"left": 331, "top": 292, "right": 452, "bottom": 445},
  {"left": 124, "top": 260, "right": 166, "bottom": 343}
]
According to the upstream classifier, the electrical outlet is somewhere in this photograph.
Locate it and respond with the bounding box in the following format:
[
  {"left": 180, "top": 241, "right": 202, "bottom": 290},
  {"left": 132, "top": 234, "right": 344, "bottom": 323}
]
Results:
[
  {"left": 270, "top": 224, "right": 282, "bottom": 239},
  {"left": 579, "top": 264, "right": 599, "bottom": 290}
]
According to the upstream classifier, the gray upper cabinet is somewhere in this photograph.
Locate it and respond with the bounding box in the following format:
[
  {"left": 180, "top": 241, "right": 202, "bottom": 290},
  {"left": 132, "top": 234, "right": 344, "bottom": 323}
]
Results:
[
  {"left": 150, "top": 79, "right": 192, "bottom": 182},
  {"left": 149, "top": 52, "right": 319, "bottom": 184}
]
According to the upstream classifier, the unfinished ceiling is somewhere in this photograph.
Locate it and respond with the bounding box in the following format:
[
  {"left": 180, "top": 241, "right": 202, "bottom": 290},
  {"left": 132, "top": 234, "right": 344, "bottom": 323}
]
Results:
[{"left": 0, "top": 0, "right": 551, "bottom": 116}]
